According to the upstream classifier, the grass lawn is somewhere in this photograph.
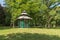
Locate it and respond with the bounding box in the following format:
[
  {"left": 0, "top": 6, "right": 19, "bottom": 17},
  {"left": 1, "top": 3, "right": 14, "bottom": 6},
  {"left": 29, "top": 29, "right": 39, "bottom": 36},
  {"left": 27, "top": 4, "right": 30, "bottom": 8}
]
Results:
[{"left": 0, "top": 27, "right": 60, "bottom": 40}]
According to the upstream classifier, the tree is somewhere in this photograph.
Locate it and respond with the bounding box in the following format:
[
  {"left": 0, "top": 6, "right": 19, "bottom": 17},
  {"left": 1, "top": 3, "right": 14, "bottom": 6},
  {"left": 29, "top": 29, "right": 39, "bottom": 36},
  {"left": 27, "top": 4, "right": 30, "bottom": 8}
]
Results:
[
  {"left": 5, "top": 0, "right": 42, "bottom": 27},
  {"left": 5, "top": 0, "right": 60, "bottom": 28},
  {"left": 5, "top": 0, "right": 22, "bottom": 27},
  {"left": 0, "top": 4, "right": 5, "bottom": 25},
  {"left": 40, "top": 0, "right": 60, "bottom": 28}
]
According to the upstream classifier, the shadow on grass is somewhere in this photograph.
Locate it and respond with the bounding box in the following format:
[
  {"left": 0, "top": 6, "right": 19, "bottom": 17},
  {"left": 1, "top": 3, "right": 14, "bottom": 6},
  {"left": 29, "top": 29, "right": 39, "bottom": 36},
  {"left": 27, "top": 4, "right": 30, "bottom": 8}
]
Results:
[{"left": 0, "top": 33, "right": 60, "bottom": 40}]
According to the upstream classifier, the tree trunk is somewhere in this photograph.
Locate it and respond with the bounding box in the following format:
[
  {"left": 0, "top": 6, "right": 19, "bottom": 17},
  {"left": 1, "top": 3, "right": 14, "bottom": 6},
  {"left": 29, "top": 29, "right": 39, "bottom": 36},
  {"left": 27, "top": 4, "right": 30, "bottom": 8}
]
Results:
[
  {"left": 10, "top": 21, "right": 15, "bottom": 28},
  {"left": 12, "top": 22, "right": 15, "bottom": 28},
  {"left": 45, "top": 23, "right": 47, "bottom": 28},
  {"left": 53, "top": 24, "right": 56, "bottom": 28},
  {"left": 47, "top": 17, "right": 53, "bottom": 28},
  {"left": 47, "top": 23, "right": 51, "bottom": 28}
]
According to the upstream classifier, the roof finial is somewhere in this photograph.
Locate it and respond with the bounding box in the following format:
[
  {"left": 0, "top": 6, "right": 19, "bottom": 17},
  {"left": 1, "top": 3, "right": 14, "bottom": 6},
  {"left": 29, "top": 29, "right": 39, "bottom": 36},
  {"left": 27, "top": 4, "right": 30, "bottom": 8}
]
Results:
[{"left": 23, "top": 10, "right": 26, "bottom": 13}]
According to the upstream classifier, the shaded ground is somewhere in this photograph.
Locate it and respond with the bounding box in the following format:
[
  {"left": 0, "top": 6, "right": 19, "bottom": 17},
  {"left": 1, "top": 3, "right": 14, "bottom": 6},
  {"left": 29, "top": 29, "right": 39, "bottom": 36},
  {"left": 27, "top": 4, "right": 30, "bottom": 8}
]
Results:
[{"left": 0, "top": 33, "right": 60, "bottom": 40}]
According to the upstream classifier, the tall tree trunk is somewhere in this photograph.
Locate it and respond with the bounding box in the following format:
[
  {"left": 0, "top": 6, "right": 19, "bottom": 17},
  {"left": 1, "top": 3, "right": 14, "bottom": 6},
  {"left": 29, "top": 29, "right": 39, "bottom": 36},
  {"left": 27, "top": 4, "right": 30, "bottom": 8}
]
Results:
[
  {"left": 47, "top": 17, "right": 53, "bottom": 28},
  {"left": 53, "top": 24, "right": 56, "bottom": 28},
  {"left": 45, "top": 23, "right": 47, "bottom": 28},
  {"left": 47, "top": 23, "right": 51, "bottom": 28},
  {"left": 10, "top": 21, "right": 15, "bottom": 28},
  {"left": 12, "top": 21, "right": 15, "bottom": 28}
]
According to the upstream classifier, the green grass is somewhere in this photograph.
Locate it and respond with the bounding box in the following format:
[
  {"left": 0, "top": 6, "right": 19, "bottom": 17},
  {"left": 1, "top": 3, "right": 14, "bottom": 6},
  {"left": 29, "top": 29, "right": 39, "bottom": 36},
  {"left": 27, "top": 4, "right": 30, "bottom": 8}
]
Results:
[{"left": 0, "top": 27, "right": 60, "bottom": 40}]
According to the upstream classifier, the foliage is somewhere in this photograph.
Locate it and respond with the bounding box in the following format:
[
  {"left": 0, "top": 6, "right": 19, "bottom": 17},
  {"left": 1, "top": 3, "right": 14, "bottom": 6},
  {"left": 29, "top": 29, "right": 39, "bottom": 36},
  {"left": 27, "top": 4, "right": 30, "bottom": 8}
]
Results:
[
  {"left": 4, "top": 0, "right": 60, "bottom": 28},
  {"left": 0, "top": 5, "right": 5, "bottom": 25}
]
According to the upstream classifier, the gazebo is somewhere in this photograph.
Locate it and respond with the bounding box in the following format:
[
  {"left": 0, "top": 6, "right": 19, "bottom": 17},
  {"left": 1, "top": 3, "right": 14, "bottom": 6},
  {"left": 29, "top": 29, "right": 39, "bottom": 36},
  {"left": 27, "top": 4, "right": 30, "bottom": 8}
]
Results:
[{"left": 18, "top": 11, "right": 32, "bottom": 28}]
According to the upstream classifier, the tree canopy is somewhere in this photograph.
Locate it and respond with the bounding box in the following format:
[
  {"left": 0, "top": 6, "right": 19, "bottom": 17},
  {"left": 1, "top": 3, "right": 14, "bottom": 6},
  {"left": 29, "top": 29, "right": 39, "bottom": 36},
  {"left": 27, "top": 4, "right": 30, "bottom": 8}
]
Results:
[{"left": 4, "top": 0, "right": 60, "bottom": 28}]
